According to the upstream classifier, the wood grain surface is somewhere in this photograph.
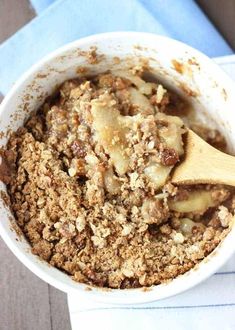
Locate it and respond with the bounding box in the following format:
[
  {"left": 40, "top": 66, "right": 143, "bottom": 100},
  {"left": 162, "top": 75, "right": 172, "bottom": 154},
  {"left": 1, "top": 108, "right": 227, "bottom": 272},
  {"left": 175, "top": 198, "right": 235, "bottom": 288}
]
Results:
[
  {"left": 0, "top": 1, "right": 71, "bottom": 329},
  {"left": 197, "top": 0, "right": 235, "bottom": 50},
  {"left": 0, "top": 0, "right": 34, "bottom": 43}
]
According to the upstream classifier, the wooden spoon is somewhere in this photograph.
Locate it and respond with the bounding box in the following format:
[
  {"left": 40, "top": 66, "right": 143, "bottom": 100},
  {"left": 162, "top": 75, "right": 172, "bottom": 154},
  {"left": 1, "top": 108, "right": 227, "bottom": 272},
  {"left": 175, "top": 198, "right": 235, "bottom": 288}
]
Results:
[{"left": 171, "top": 129, "right": 235, "bottom": 187}]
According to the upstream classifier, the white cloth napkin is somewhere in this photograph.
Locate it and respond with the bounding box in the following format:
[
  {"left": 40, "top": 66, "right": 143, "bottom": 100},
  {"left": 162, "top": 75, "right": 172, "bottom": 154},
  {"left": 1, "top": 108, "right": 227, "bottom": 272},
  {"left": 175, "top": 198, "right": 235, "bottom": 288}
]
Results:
[{"left": 67, "top": 56, "right": 235, "bottom": 330}]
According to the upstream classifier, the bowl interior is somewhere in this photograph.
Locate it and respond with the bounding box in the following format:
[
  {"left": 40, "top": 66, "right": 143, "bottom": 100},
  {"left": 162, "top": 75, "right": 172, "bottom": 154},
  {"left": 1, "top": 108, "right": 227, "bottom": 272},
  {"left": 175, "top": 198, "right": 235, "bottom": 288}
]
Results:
[{"left": 0, "top": 32, "right": 235, "bottom": 304}]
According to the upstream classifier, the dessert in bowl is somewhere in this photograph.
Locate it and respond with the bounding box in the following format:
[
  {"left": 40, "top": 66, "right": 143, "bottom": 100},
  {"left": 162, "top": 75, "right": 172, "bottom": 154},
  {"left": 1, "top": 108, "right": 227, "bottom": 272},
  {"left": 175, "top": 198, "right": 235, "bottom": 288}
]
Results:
[{"left": 0, "top": 32, "right": 235, "bottom": 304}]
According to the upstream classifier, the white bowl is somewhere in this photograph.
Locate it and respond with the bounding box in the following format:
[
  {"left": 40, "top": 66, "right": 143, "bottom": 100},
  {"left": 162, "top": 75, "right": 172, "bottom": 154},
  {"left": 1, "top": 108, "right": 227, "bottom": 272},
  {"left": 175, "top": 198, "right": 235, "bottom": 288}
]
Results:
[{"left": 0, "top": 32, "right": 235, "bottom": 305}]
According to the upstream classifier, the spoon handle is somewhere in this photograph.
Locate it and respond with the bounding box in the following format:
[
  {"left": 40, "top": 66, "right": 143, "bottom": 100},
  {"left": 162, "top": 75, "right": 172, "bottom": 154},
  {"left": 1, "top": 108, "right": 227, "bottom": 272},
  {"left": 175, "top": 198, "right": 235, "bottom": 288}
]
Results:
[{"left": 172, "top": 130, "right": 235, "bottom": 187}]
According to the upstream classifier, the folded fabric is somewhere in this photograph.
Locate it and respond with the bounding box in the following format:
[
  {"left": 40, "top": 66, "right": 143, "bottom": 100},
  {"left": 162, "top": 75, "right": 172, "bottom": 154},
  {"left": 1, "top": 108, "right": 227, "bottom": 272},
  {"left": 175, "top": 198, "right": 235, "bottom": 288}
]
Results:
[
  {"left": 139, "top": 0, "right": 232, "bottom": 56},
  {"left": 0, "top": 0, "right": 233, "bottom": 95},
  {"left": 68, "top": 252, "right": 235, "bottom": 330}
]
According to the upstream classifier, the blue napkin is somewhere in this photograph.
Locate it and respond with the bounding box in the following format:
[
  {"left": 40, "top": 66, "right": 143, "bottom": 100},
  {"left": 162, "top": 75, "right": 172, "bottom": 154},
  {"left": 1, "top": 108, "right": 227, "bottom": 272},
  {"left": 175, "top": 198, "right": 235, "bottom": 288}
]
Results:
[
  {"left": 30, "top": 0, "right": 56, "bottom": 14},
  {"left": 0, "top": 0, "right": 233, "bottom": 95}
]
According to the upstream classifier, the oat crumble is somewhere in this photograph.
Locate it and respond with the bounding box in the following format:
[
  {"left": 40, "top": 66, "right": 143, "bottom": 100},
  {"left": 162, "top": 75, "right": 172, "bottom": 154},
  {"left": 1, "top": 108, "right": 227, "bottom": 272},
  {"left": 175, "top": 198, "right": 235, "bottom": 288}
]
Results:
[{"left": 3, "top": 70, "right": 234, "bottom": 289}]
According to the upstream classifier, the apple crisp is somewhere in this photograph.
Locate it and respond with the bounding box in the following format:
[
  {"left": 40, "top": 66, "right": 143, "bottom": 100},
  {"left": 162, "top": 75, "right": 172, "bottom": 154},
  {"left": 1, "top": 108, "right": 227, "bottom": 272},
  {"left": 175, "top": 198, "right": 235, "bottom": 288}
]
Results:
[{"left": 3, "top": 70, "right": 234, "bottom": 288}]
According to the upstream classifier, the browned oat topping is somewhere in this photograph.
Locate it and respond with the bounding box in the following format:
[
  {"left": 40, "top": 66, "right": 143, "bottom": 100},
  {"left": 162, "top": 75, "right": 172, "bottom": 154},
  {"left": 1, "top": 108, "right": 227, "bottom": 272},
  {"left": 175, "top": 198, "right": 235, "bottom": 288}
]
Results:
[{"left": 3, "top": 70, "right": 234, "bottom": 289}]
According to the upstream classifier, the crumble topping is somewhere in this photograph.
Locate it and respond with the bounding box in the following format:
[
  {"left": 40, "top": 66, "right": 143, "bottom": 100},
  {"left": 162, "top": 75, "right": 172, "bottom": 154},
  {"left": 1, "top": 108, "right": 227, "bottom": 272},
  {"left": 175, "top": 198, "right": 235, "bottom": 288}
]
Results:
[{"left": 3, "top": 70, "right": 234, "bottom": 289}]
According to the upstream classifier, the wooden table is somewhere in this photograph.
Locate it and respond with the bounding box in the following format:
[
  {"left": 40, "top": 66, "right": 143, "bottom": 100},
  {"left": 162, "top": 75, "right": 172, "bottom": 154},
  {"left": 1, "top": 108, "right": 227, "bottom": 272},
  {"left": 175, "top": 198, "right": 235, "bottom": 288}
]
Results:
[{"left": 0, "top": 1, "right": 71, "bottom": 329}]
